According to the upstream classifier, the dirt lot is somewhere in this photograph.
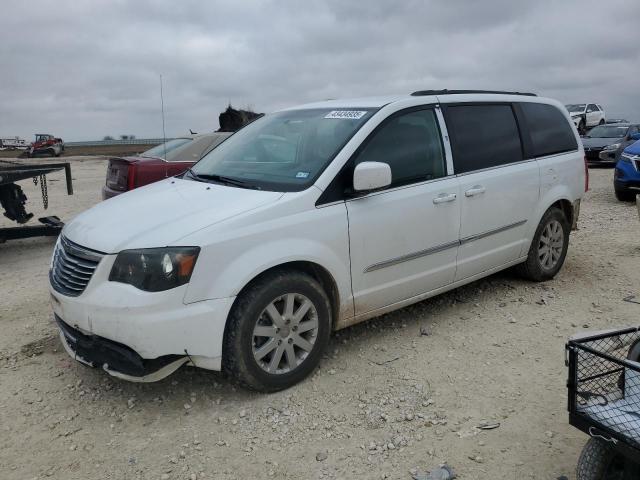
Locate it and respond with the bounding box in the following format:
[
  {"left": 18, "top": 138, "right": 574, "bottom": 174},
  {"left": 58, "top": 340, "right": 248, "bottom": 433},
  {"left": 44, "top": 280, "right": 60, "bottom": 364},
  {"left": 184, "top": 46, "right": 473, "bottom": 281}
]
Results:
[{"left": 1, "top": 158, "right": 639, "bottom": 480}]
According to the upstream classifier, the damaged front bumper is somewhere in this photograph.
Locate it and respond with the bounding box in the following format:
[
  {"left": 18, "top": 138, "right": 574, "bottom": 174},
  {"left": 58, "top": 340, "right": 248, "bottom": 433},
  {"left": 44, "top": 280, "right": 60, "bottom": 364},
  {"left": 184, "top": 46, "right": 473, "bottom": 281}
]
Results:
[{"left": 56, "top": 314, "right": 188, "bottom": 382}]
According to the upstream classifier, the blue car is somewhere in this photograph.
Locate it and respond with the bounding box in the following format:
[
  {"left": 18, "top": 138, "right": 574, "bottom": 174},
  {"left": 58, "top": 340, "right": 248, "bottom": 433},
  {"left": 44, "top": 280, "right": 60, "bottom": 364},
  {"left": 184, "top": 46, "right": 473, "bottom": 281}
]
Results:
[{"left": 614, "top": 136, "right": 640, "bottom": 201}]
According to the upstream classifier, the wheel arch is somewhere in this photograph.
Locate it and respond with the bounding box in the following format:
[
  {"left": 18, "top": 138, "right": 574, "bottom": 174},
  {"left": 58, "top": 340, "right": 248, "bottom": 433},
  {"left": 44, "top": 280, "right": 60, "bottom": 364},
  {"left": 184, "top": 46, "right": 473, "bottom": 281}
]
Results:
[{"left": 227, "top": 260, "right": 342, "bottom": 332}]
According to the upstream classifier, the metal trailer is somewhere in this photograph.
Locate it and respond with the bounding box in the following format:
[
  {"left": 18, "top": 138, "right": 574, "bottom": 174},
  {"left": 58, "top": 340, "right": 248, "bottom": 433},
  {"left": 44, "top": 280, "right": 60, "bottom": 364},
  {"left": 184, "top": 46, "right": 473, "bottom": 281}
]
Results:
[
  {"left": 567, "top": 327, "right": 640, "bottom": 478},
  {"left": 0, "top": 159, "right": 73, "bottom": 242}
]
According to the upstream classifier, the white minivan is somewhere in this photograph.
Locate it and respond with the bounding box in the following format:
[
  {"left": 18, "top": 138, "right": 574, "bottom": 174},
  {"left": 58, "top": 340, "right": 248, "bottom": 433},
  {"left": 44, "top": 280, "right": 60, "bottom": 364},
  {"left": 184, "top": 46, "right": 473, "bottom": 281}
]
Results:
[{"left": 51, "top": 90, "right": 586, "bottom": 391}]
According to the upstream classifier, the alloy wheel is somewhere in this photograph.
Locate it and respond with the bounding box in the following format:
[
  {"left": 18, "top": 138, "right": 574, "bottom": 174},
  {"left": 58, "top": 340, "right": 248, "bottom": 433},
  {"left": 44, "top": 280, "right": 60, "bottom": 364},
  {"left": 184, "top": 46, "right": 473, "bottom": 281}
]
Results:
[
  {"left": 538, "top": 219, "right": 564, "bottom": 270},
  {"left": 252, "top": 293, "right": 319, "bottom": 374}
]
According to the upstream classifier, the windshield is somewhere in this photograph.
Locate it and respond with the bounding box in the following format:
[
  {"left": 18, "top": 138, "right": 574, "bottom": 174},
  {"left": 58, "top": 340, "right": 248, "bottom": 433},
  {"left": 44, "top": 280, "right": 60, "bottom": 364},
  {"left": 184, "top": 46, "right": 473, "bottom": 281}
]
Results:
[
  {"left": 565, "top": 104, "right": 586, "bottom": 112},
  {"left": 190, "top": 108, "right": 376, "bottom": 191},
  {"left": 141, "top": 138, "right": 192, "bottom": 159},
  {"left": 586, "top": 126, "right": 628, "bottom": 138}
]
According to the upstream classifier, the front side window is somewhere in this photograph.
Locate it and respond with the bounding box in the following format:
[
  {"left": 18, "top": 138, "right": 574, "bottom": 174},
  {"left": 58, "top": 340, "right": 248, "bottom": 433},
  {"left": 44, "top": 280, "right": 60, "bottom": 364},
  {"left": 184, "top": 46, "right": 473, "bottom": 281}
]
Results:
[
  {"left": 352, "top": 109, "right": 446, "bottom": 187},
  {"left": 446, "top": 104, "right": 523, "bottom": 174},
  {"left": 520, "top": 102, "right": 578, "bottom": 157},
  {"left": 587, "top": 104, "right": 598, "bottom": 113},
  {"left": 191, "top": 108, "right": 376, "bottom": 191}
]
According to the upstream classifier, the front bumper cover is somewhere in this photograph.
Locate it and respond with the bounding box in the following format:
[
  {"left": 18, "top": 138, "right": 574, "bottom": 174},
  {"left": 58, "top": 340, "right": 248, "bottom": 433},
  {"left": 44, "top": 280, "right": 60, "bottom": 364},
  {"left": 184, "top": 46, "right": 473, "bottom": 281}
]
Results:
[{"left": 56, "top": 314, "right": 187, "bottom": 380}]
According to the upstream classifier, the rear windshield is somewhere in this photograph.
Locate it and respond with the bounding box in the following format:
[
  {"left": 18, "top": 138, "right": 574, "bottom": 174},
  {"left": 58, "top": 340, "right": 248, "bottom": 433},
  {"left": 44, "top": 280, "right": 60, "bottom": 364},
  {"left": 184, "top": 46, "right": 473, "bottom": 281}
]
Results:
[
  {"left": 191, "top": 108, "right": 376, "bottom": 191},
  {"left": 586, "top": 126, "right": 628, "bottom": 138},
  {"left": 141, "top": 138, "right": 192, "bottom": 159}
]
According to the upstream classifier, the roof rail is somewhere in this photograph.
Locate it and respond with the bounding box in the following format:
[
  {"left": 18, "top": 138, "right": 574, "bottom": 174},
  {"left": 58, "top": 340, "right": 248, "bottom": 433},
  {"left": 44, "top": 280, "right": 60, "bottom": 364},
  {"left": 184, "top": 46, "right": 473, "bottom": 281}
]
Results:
[{"left": 411, "top": 89, "right": 537, "bottom": 97}]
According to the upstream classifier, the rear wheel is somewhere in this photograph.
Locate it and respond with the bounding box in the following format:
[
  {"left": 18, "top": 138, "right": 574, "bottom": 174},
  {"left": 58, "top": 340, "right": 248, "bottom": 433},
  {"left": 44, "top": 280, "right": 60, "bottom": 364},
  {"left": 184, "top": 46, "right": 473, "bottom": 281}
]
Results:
[
  {"left": 599, "top": 119, "right": 605, "bottom": 125},
  {"left": 576, "top": 438, "right": 625, "bottom": 479},
  {"left": 517, "top": 208, "right": 570, "bottom": 281},
  {"left": 223, "top": 270, "right": 332, "bottom": 392}
]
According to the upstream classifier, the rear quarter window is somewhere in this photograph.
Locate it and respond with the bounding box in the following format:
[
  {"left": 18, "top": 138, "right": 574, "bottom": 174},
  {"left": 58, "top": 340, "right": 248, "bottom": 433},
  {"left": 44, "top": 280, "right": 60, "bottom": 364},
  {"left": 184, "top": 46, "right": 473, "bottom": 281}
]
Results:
[
  {"left": 445, "top": 104, "right": 523, "bottom": 174},
  {"left": 519, "top": 103, "right": 578, "bottom": 157}
]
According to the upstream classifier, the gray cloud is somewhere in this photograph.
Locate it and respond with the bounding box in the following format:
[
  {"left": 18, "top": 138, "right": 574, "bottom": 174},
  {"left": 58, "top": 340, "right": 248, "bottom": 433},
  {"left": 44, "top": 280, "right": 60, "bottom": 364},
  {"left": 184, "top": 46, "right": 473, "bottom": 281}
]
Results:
[{"left": 1, "top": 0, "right": 639, "bottom": 140}]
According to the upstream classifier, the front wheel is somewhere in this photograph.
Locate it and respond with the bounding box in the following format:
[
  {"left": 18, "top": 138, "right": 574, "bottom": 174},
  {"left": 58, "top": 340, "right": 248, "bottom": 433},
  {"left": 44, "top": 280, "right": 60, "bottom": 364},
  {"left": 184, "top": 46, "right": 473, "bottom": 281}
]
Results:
[
  {"left": 578, "top": 120, "right": 586, "bottom": 135},
  {"left": 516, "top": 208, "right": 570, "bottom": 281},
  {"left": 223, "top": 270, "right": 332, "bottom": 392},
  {"left": 615, "top": 189, "right": 636, "bottom": 202}
]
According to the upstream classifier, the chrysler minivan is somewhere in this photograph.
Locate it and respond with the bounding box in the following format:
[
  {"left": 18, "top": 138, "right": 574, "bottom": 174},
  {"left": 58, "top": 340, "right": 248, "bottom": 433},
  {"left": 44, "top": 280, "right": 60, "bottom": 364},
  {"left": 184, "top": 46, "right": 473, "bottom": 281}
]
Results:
[{"left": 50, "top": 90, "right": 585, "bottom": 391}]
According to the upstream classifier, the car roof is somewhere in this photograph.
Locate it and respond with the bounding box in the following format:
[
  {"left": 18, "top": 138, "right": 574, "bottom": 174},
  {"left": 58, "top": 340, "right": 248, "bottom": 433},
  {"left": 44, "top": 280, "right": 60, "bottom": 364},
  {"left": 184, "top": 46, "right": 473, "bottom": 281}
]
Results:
[{"left": 282, "top": 91, "right": 557, "bottom": 112}]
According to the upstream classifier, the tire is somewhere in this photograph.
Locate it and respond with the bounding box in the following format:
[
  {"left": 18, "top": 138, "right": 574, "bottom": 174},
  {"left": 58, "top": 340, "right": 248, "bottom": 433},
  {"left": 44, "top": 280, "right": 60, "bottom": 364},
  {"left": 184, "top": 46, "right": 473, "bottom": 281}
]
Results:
[
  {"left": 576, "top": 438, "right": 624, "bottom": 479},
  {"left": 222, "top": 269, "right": 332, "bottom": 392},
  {"left": 516, "top": 207, "right": 570, "bottom": 281},
  {"left": 599, "top": 119, "right": 605, "bottom": 125},
  {"left": 48, "top": 149, "right": 55, "bottom": 157},
  {"left": 615, "top": 189, "right": 636, "bottom": 202},
  {"left": 579, "top": 120, "right": 586, "bottom": 135}
]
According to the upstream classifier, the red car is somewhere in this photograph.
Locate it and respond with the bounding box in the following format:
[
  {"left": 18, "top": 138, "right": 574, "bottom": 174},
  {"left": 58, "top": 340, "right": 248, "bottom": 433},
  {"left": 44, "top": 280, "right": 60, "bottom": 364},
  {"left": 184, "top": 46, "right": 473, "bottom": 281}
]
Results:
[{"left": 102, "top": 132, "right": 230, "bottom": 199}]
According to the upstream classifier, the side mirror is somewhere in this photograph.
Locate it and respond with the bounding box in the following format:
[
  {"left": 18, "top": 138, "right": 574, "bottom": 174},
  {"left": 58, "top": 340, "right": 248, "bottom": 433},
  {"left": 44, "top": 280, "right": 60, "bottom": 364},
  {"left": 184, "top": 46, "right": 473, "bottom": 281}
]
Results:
[
  {"left": 630, "top": 133, "right": 640, "bottom": 141},
  {"left": 353, "top": 161, "right": 392, "bottom": 192}
]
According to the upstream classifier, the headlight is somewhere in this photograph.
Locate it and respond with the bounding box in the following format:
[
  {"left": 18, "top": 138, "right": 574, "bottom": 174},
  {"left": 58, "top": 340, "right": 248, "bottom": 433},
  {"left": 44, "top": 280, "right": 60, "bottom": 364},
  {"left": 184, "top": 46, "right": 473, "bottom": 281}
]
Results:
[
  {"left": 109, "top": 247, "right": 200, "bottom": 292},
  {"left": 621, "top": 153, "right": 635, "bottom": 163},
  {"left": 605, "top": 143, "right": 621, "bottom": 150}
]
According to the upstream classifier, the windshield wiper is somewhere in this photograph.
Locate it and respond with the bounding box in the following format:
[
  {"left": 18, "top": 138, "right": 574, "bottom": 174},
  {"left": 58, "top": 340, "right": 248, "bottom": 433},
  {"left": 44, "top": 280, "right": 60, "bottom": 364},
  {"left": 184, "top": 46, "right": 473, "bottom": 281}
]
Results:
[{"left": 185, "top": 169, "right": 261, "bottom": 189}]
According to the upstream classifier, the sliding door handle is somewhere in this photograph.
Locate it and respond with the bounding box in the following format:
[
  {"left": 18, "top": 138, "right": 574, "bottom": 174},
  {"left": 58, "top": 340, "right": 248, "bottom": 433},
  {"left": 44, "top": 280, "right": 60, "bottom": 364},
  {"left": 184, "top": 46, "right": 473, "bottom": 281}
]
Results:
[
  {"left": 465, "top": 185, "right": 486, "bottom": 197},
  {"left": 433, "top": 193, "right": 457, "bottom": 204}
]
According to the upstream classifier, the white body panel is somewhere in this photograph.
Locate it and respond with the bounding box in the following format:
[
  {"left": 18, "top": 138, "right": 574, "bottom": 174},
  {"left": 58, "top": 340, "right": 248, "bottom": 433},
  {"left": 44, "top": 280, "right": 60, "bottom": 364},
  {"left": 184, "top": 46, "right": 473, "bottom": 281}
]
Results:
[
  {"left": 455, "top": 161, "right": 539, "bottom": 280},
  {"left": 51, "top": 92, "right": 585, "bottom": 381},
  {"left": 346, "top": 177, "right": 460, "bottom": 315}
]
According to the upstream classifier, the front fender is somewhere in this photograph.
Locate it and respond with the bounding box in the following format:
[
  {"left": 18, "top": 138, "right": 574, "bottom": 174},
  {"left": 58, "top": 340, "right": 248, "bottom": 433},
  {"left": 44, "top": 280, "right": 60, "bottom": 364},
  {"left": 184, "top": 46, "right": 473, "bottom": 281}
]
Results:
[{"left": 183, "top": 201, "right": 353, "bottom": 321}]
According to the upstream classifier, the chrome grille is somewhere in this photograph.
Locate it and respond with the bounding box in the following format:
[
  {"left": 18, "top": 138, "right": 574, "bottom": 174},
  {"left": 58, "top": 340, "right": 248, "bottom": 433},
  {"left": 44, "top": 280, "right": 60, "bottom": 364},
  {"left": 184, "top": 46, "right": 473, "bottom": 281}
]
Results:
[{"left": 50, "top": 236, "right": 104, "bottom": 296}]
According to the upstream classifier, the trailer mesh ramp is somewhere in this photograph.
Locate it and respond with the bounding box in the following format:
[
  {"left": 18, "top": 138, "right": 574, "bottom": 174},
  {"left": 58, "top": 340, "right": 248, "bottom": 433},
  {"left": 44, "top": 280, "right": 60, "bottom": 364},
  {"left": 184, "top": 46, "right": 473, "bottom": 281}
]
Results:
[{"left": 568, "top": 328, "right": 640, "bottom": 450}]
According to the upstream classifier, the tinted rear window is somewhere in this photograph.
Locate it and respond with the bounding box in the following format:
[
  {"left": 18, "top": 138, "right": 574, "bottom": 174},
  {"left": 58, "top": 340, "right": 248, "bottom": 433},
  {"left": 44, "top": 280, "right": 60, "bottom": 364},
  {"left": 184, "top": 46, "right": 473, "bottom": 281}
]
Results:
[
  {"left": 520, "top": 103, "right": 578, "bottom": 157},
  {"left": 446, "top": 104, "right": 523, "bottom": 174}
]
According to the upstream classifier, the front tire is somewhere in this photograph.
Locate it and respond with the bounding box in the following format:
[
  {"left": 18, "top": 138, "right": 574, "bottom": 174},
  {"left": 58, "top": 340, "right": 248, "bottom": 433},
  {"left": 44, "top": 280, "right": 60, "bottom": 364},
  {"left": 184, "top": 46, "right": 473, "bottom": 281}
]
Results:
[
  {"left": 517, "top": 207, "right": 570, "bottom": 281},
  {"left": 615, "top": 189, "right": 636, "bottom": 202},
  {"left": 578, "top": 120, "right": 586, "bottom": 135},
  {"left": 223, "top": 270, "right": 332, "bottom": 392}
]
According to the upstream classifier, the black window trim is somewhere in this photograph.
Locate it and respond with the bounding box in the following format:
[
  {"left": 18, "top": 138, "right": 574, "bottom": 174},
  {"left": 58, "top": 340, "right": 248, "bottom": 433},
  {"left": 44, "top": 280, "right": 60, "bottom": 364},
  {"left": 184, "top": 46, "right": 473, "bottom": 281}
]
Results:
[
  {"left": 316, "top": 103, "right": 450, "bottom": 206},
  {"left": 440, "top": 101, "right": 527, "bottom": 175}
]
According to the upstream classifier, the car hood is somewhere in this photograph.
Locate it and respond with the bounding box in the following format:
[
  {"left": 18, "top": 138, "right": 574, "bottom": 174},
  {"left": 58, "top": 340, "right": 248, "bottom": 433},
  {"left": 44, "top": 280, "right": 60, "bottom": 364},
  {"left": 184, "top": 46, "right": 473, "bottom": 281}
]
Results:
[
  {"left": 581, "top": 137, "right": 621, "bottom": 149},
  {"left": 624, "top": 140, "right": 640, "bottom": 155},
  {"left": 569, "top": 111, "right": 583, "bottom": 117},
  {"left": 63, "top": 178, "right": 284, "bottom": 253}
]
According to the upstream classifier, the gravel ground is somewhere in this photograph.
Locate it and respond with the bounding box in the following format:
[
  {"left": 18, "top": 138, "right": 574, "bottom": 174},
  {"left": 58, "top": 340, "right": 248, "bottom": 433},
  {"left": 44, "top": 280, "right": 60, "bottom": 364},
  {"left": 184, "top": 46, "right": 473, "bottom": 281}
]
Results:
[{"left": 1, "top": 158, "right": 639, "bottom": 480}]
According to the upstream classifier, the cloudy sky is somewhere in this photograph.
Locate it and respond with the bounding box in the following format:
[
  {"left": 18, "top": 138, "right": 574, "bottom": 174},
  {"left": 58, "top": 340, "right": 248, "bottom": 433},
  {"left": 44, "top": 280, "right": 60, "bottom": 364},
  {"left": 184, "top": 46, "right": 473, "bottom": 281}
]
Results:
[{"left": 1, "top": 0, "right": 639, "bottom": 141}]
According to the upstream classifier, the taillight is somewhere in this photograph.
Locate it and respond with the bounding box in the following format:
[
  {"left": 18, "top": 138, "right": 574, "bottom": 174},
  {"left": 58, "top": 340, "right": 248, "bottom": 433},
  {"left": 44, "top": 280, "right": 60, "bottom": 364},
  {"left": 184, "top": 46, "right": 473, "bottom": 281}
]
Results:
[
  {"left": 127, "top": 164, "right": 137, "bottom": 191},
  {"left": 584, "top": 155, "right": 589, "bottom": 192}
]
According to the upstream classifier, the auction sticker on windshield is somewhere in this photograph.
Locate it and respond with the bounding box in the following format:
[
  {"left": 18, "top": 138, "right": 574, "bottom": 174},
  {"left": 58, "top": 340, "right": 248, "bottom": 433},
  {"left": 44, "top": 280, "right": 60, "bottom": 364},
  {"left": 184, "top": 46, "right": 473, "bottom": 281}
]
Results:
[{"left": 324, "top": 110, "right": 368, "bottom": 119}]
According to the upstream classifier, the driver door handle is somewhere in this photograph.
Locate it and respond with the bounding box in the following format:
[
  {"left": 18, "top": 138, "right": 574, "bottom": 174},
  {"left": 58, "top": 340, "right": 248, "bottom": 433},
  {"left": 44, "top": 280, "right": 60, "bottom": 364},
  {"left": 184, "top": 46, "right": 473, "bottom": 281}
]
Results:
[
  {"left": 465, "top": 185, "right": 486, "bottom": 197},
  {"left": 433, "top": 193, "right": 457, "bottom": 204}
]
